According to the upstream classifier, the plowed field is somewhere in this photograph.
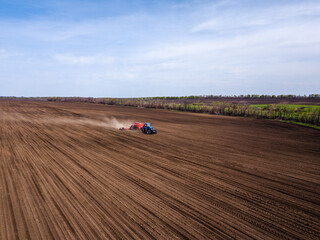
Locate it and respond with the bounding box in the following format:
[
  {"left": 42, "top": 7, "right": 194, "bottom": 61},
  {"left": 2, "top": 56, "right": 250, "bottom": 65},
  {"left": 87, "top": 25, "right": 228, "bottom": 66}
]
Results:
[{"left": 1, "top": 101, "right": 320, "bottom": 239}]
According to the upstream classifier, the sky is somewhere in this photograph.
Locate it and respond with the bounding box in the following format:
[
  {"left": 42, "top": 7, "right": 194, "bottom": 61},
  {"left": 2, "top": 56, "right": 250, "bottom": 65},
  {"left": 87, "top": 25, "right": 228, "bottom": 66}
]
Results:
[{"left": 0, "top": 0, "right": 319, "bottom": 97}]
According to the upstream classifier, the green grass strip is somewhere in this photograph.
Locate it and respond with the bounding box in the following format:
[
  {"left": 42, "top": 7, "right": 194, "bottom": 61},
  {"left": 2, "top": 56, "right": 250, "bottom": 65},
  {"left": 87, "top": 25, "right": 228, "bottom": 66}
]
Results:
[{"left": 281, "top": 120, "right": 320, "bottom": 130}]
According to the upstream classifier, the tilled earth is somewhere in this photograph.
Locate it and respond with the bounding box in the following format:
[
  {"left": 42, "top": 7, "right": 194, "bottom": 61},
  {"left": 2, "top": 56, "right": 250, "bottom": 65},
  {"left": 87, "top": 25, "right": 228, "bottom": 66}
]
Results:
[{"left": 0, "top": 101, "right": 319, "bottom": 240}]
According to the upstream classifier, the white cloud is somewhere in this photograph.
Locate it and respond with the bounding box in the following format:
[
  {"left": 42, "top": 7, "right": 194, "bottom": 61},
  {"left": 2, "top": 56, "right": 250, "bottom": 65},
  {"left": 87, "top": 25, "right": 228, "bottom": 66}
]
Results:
[
  {"left": 0, "top": 49, "right": 21, "bottom": 58},
  {"left": 145, "top": 20, "right": 320, "bottom": 63},
  {"left": 192, "top": 2, "right": 320, "bottom": 33},
  {"left": 0, "top": 0, "right": 320, "bottom": 97},
  {"left": 52, "top": 53, "right": 113, "bottom": 65}
]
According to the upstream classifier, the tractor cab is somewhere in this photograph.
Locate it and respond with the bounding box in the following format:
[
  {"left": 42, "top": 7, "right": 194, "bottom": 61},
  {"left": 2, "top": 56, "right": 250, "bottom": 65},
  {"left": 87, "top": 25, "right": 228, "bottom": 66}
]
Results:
[{"left": 141, "top": 123, "right": 157, "bottom": 134}]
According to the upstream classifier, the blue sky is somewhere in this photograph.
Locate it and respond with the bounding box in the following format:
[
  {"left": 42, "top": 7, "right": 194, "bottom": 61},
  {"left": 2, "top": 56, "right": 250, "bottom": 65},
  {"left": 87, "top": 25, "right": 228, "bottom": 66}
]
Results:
[{"left": 0, "top": 0, "right": 319, "bottom": 97}]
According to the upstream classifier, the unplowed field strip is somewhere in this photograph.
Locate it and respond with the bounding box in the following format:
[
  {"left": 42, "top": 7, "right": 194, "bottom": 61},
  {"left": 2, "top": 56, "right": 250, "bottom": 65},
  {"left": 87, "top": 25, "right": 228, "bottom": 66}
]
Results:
[{"left": 0, "top": 101, "right": 320, "bottom": 239}]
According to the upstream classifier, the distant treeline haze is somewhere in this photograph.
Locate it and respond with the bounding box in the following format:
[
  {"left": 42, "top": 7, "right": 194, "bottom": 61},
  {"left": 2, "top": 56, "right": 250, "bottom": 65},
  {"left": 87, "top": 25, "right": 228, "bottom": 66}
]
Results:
[{"left": 2, "top": 94, "right": 320, "bottom": 126}]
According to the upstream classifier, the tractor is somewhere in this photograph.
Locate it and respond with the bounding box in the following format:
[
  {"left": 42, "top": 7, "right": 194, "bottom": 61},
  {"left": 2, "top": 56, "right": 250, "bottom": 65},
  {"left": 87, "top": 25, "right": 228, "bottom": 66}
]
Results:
[
  {"left": 141, "top": 123, "right": 157, "bottom": 134},
  {"left": 119, "top": 122, "right": 157, "bottom": 134}
]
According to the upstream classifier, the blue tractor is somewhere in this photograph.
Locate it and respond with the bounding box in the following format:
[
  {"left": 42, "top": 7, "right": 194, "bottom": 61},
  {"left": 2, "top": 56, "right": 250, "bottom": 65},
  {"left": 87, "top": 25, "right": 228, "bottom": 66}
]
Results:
[{"left": 141, "top": 123, "right": 157, "bottom": 134}]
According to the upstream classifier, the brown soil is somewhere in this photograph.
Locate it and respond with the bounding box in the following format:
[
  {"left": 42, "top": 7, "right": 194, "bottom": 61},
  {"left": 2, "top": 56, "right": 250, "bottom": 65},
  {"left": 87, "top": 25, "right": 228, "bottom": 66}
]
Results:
[{"left": 1, "top": 101, "right": 319, "bottom": 240}]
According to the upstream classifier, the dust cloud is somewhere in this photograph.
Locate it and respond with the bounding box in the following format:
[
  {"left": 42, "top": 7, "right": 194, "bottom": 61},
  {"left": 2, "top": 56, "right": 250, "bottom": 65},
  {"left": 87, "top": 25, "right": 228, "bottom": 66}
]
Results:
[
  {"left": 68, "top": 117, "right": 134, "bottom": 129},
  {"left": 1, "top": 113, "right": 133, "bottom": 129}
]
